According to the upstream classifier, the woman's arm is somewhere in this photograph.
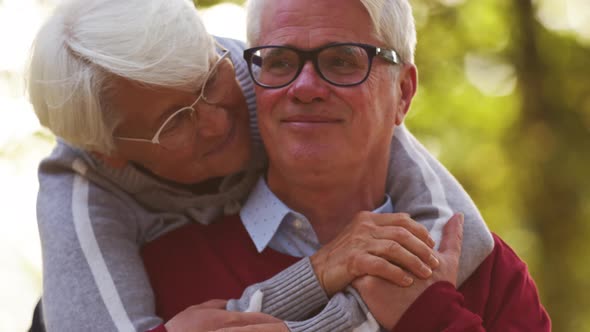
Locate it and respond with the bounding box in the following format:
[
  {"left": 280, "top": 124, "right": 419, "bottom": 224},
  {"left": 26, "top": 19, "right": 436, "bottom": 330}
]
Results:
[
  {"left": 37, "top": 153, "right": 163, "bottom": 331},
  {"left": 388, "top": 124, "right": 494, "bottom": 285}
]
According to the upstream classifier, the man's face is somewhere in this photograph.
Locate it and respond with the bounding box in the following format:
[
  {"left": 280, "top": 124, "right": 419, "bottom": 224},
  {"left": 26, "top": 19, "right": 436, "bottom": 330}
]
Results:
[
  {"left": 108, "top": 67, "right": 252, "bottom": 184},
  {"left": 255, "top": 0, "right": 412, "bottom": 182}
]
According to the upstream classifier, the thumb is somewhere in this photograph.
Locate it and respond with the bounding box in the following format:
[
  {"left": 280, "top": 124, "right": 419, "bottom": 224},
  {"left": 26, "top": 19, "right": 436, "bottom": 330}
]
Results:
[{"left": 438, "top": 213, "right": 464, "bottom": 256}]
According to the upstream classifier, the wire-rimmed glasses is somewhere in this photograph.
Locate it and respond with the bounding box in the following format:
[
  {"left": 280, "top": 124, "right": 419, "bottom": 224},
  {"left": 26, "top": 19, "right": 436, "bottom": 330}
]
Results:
[
  {"left": 243, "top": 42, "right": 400, "bottom": 89},
  {"left": 114, "top": 46, "right": 233, "bottom": 150}
]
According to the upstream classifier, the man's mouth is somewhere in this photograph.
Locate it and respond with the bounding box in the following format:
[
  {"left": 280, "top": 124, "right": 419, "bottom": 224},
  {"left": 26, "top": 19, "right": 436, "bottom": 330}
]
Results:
[{"left": 281, "top": 115, "right": 342, "bottom": 124}]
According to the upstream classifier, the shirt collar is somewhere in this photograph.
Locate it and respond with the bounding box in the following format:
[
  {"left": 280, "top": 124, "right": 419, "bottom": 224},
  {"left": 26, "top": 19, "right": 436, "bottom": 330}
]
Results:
[
  {"left": 375, "top": 194, "right": 394, "bottom": 214},
  {"left": 240, "top": 177, "right": 291, "bottom": 252},
  {"left": 240, "top": 176, "right": 394, "bottom": 253}
]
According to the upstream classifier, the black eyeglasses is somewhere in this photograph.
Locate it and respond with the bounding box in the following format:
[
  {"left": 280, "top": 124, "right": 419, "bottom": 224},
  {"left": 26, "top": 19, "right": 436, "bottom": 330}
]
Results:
[{"left": 243, "top": 42, "right": 401, "bottom": 89}]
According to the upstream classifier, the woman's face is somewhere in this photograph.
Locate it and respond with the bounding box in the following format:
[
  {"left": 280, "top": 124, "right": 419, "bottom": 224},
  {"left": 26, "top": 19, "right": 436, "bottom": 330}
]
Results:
[{"left": 108, "top": 60, "right": 252, "bottom": 184}]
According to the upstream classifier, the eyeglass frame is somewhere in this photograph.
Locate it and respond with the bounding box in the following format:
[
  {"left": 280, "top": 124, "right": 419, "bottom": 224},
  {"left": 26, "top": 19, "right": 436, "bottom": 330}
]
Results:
[
  {"left": 113, "top": 45, "right": 231, "bottom": 148},
  {"left": 243, "top": 42, "right": 401, "bottom": 89}
]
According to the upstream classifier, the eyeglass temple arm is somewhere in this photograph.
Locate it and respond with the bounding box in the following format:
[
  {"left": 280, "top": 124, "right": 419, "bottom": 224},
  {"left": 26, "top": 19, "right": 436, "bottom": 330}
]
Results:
[
  {"left": 252, "top": 54, "right": 262, "bottom": 66},
  {"left": 213, "top": 39, "right": 229, "bottom": 54},
  {"left": 115, "top": 136, "right": 159, "bottom": 144},
  {"left": 376, "top": 48, "right": 400, "bottom": 64}
]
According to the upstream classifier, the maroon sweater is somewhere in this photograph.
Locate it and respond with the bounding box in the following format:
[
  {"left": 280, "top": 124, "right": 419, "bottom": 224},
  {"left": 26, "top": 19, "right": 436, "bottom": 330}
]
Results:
[{"left": 142, "top": 215, "right": 550, "bottom": 331}]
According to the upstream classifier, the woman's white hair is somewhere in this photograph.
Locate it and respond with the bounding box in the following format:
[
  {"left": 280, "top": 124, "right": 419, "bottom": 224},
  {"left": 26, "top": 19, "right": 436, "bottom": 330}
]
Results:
[
  {"left": 27, "top": 0, "right": 215, "bottom": 154},
  {"left": 246, "top": 0, "right": 417, "bottom": 64}
]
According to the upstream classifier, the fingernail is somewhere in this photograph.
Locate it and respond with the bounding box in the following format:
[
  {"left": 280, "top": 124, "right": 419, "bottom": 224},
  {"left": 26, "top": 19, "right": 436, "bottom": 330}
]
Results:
[
  {"left": 420, "top": 264, "right": 432, "bottom": 277},
  {"left": 403, "top": 275, "right": 414, "bottom": 286},
  {"left": 429, "top": 254, "right": 440, "bottom": 268},
  {"left": 428, "top": 236, "right": 436, "bottom": 247},
  {"left": 458, "top": 213, "right": 464, "bottom": 225}
]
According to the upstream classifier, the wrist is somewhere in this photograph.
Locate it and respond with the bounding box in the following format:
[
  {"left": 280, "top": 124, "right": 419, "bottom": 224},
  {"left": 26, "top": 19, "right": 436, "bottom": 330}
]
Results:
[{"left": 309, "top": 252, "right": 329, "bottom": 296}]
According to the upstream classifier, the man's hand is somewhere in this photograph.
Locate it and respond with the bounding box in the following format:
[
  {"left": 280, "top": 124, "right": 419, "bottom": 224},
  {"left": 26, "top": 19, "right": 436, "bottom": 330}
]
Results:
[
  {"left": 310, "top": 212, "right": 440, "bottom": 296},
  {"left": 353, "top": 213, "right": 464, "bottom": 330},
  {"left": 164, "top": 299, "right": 281, "bottom": 332}
]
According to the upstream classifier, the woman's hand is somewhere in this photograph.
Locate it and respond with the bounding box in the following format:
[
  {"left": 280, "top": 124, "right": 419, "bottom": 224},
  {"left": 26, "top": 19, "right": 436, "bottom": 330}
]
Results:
[
  {"left": 310, "top": 212, "right": 440, "bottom": 296},
  {"left": 164, "top": 299, "right": 281, "bottom": 332}
]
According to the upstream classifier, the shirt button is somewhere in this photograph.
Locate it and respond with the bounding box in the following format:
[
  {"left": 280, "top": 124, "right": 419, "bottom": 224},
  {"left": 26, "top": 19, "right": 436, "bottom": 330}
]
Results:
[{"left": 293, "top": 219, "right": 304, "bottom": 230}]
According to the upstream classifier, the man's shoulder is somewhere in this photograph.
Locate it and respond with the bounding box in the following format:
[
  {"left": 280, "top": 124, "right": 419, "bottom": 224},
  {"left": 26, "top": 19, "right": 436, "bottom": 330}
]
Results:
[
  {"left": 459, "top": 232, "right": 534, "bottom": 296},
  {"left": 488, "top": 233, "right": 529, "bottom": 270}
]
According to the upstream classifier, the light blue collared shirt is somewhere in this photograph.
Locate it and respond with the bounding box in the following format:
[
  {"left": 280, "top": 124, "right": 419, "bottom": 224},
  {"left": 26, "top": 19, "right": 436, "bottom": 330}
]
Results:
[{"left": 240, "top": 177, "right": 394, "bottom": 257}]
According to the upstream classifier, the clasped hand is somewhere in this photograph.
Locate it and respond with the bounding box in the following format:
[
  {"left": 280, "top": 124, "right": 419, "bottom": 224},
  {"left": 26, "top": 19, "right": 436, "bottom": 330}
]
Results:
[
  {"left": 310, "top": 211, "right": 441, "bottom": 296},
  {"left": 352, "top": 213, "right": 464, "bottom": 329}
]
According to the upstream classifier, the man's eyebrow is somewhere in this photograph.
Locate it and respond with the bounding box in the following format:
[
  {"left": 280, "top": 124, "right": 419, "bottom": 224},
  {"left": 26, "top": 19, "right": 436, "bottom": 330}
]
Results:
[
  {"left": 265, "top": 48, "right": 289, "bottom": 55},
  {"left": 277, "top": 41, "right": 344, "bottom": 50}
]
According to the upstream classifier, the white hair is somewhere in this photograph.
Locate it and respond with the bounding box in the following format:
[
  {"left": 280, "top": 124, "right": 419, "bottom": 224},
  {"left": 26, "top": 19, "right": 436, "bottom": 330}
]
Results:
[
  {"left": 27, "top": 0, "right": 215, "bottom": 154},
  {"left": 246, "top": 0, "right": 416, "bottom": 64}
]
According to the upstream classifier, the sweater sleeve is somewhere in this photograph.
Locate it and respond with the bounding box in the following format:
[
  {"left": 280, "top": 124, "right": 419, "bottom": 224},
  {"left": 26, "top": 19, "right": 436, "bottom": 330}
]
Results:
[
  {"left": 148, "top": 289, "right": 376, "bottom": 332},
  {"left": 227, "top": 261, "right": 383, "bottom": 332},
  {"left": 226, "top": 257, "right": 328, "bottom": 320},
  {"left": 286, "top": 287, "right": 381, "bottom": 332},
  {"left": 388, "top": 124, "right": 494, "bottom": 286},
  {"left": 37, "top": 155, "right": 163, "bottom": 331},
  {"left": 393, "top": 236, "right": 551, "bottom": 332},
  {"left": 392, "top": 282, "right": 484, "bottom": 332}
]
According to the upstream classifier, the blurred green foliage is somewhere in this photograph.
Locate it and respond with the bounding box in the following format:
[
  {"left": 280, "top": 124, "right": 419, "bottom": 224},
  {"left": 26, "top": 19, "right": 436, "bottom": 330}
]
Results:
[
  {"left": 412, "top": 1, "right": 590, "bottom": 331},
  {"left": 193, "top": 0, "right": 590, "bottom": 330}
]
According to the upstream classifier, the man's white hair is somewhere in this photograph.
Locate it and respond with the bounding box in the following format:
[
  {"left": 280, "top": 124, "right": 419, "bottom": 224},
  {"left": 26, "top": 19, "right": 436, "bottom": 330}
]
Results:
[
  {"left": 246, "top": 0, "right": 417, "bottom": 64},
  {"left": 27, "top": 0, "right": 215, "bottom": 154}
]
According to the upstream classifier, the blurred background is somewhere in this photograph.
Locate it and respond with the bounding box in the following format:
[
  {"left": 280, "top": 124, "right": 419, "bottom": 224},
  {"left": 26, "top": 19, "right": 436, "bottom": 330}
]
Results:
[{"left": 0, "top": 0, "right": 588, "bottom": 331}]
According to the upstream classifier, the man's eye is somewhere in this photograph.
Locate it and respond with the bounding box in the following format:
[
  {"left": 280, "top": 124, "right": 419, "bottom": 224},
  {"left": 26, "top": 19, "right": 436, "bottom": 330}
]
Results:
[
  {"left": 328, "top": 56, "right": 359, "bottom": 68},
  {"left": 264, "top": 58, "right": 296, "bottom": 71}
]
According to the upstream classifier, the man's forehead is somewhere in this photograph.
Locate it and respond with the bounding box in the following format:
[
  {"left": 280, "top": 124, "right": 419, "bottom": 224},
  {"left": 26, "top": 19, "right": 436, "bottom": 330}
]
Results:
[{"left": 257, "top": 0, "right": 376, "bottom": 47}]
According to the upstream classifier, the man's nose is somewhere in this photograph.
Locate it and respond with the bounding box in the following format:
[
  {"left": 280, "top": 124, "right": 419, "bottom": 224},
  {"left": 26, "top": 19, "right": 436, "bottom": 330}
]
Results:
[
  {"left": 287, "top": 62, "right": 330, "bottom": 103},
  {"left": 195, "top": 105, "right": 230, "bottom": 138}
]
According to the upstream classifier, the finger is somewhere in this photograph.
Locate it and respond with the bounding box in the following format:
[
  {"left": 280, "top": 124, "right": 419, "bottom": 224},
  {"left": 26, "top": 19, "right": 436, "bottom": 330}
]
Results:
[
  {"left": 372, "top": 213, "right": 435, "bottom": 248},
  {"left": 195, "top": 299, "right": 228, "bottom": 309},
  {"left": 351, "top": 254, "right": 415, "bottom": 287},
  {"left": 228, "top": 312, "right": 282, "bottom": 326},
  {"left": 368, "top": 238, "right": 434, "bottom": 279},
  {"left": 438, "top": 213, "right": 464, "bottom": 256},
  {"left": 373, "top": 226, "right": 439, "bottom": 270},
  {"left": 370, "top": 212, "right": 410, "bottom": 226},
  {"left": 213, "top": 323, "right": 288, "bottom": 332}
]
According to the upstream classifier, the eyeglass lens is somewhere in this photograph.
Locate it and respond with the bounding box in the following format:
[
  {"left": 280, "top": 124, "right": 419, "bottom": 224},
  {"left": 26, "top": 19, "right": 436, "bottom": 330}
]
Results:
[
  {"left": 202, "top": 55, "right": 232, "bottom": 104},
  {"left": 158, "top": 52, "right": 232, "bottom": 150},
  {"left": 249, "top": 44, "right": 371, "bottom": 87}
]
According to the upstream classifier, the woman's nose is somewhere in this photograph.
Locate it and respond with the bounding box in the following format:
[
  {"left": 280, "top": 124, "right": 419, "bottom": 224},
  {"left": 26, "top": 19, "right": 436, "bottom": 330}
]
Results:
[{"left": 195, "top": 105, "right": 230, "bottom": 138}]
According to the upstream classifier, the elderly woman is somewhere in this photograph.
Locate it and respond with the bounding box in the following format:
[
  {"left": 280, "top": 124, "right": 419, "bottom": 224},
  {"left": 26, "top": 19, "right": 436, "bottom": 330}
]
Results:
[{"left": 27, "top": 0, "right": 493, "bottom": 331}]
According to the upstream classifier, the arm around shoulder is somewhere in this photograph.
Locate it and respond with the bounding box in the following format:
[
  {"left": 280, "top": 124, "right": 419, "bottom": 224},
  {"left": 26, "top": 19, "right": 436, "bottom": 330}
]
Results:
[{"left": 37, "top": 158, "right": 162, "bottom": 331}]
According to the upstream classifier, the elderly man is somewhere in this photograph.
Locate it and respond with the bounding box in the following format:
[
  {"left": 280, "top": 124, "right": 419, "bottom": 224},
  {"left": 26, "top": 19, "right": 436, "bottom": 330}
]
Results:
[{"left": 142, "top": 0, "right": 550, "bottom": 331}]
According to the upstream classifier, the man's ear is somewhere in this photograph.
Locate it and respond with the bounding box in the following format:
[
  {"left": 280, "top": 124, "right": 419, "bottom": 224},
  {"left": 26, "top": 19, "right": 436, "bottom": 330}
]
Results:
[
  {"left": 395, "top": 63, "right": 418, "bottom": 126},
  {"left": 91, "top": 151, "right": 128, "bottom": 169}
]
